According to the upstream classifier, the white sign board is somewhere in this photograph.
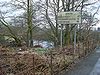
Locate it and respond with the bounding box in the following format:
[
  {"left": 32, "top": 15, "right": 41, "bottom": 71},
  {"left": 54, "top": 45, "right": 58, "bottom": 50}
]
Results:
[{"left": 58, "top": 11, "right": 81, "bottom": 24}]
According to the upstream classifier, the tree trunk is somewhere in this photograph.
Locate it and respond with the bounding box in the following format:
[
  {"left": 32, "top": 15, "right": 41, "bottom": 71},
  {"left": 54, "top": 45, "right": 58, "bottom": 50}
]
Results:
[{"left": 27, "top": 0, "right": 33, "bottom": 47}]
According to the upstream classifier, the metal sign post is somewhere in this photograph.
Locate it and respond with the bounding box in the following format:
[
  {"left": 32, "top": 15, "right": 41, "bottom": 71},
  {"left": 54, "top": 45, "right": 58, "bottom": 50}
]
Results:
[
  {"left": 60, "top": 24, "right": 63, "bottom": 48},
  {"left": 74, "top": 25, "right": 77, "bottom": 54}
]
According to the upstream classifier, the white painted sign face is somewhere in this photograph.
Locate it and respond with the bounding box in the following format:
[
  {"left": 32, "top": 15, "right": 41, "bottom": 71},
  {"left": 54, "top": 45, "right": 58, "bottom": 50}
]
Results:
[{"left": 58, "top": 11, "right": 81, "bottom": 24}]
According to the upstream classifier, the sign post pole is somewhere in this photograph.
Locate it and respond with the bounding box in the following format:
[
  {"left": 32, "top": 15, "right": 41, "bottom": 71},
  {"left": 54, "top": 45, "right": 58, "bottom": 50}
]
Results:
[
  {"left": 60, "top": 24, "right": 63, "bottom": 48},
  {"left": 74, "top": 25, "right": 77, "bottom": 55}
]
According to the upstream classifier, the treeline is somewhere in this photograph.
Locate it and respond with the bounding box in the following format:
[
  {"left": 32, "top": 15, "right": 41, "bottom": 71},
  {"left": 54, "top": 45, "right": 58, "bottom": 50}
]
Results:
[{"left": 0, "top": 0, "right": 100, "bottom": 48}]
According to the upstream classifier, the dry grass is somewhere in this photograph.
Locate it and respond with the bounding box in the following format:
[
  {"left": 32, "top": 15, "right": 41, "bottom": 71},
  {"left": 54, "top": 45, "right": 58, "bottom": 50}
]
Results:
[{"left": 0, "top": 44, "right": 95, "bottom": 75}]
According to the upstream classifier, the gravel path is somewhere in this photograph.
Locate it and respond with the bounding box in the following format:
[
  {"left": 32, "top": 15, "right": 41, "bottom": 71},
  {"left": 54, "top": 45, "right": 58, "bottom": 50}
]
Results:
[{"left": 63, "top": 48, "right": 100, "bottom": 75}]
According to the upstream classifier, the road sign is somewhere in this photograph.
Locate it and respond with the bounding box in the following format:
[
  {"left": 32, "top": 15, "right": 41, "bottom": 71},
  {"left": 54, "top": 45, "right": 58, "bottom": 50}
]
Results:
[{"left": 58, "top": 11, "right": 81, "bottom": 24}]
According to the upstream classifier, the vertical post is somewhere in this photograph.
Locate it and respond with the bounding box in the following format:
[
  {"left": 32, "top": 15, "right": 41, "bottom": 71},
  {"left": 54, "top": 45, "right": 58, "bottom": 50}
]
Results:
[
  {"left": 60, "top": 24, "right": 63, "bottom": 48},
  {"left": 80, "top": 0, "right": 84, "bottom": 56},
  {"left": 33, "top": 54, "right": 35, "bottom": 75},
  {"left": 74, "top": 25, "right": 77, "bottom": 54},
  {"left": 50, "top": 50, "right": 53, "bottom": 75},
  {"left": 60, "top": 24, "right": 66, "bottom": 70}
]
